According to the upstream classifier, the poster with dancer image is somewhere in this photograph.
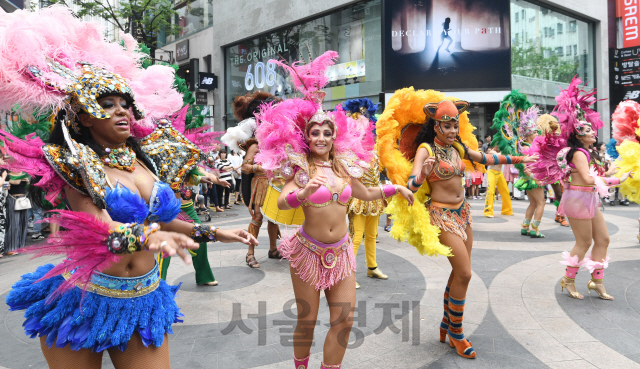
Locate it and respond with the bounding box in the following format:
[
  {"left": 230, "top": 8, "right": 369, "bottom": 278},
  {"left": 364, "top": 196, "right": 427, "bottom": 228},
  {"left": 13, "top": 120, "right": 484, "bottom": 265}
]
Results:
[{"left": 384, "top": 0, "right": 511, "bottom": 91}]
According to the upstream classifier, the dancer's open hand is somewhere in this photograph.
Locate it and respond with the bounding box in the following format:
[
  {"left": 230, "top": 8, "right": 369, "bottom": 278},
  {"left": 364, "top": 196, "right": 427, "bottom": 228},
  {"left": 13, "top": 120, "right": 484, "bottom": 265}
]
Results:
[
  {"left": 421, "top": 157, "right": 436, "bottom": 176},
  {"left": 147, "top": 231, "right": 198, "bottom": 265},
  {"left": 523, "top": 154, "right": 539, "bottom": 163},
  {"left": 217, "top": 229, "right": 258, "bottom": 246}
]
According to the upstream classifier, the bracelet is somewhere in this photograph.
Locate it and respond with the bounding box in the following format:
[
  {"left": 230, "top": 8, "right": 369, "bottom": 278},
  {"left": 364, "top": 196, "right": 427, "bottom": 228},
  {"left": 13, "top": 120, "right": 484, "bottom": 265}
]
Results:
[
  {"left": 382, "top": 184, "right": 398, "bottom": 198},
  {"left": 190, "top": 224, "right": 218, "bottom": 243},
  {"left": 107, "top": 222, "right": 160, "bottom": 254},
  {"left": 285, "top": 189, "right": 304, "bottom": 208},
  {"left": 252, "top": 164, "right": 257, "bottom": 173}
]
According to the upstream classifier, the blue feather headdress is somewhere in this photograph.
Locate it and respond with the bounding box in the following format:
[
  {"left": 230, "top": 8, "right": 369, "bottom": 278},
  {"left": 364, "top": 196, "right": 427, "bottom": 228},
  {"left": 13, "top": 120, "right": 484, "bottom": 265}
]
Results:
[{"left": 340, "top": 98, "right": 380, "bottom": 123}]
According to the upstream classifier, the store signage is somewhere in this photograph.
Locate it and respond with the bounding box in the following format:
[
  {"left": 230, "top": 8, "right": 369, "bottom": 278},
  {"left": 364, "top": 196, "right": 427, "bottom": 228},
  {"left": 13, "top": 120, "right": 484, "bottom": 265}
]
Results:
[
  {"left": 383, "top": 0, "right": 511, "bottom": 91},
  {"left": 618, "top": 0, "right": 640, "bottom": 48},
  {"left": 198, "top": 72, "right": 218, "bottom": 90},
  {"left": 196, "top": 91, "right": 208, "bottom": 105},
  {"left": 176, "top": 40, "right": 189, "bottom": 62}
]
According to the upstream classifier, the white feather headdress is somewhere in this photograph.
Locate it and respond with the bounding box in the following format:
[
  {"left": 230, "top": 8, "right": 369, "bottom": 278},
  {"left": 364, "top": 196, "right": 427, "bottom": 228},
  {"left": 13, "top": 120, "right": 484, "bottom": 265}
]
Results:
[{"left": 221, "top": 118, "right": 257, "bottom": 152}]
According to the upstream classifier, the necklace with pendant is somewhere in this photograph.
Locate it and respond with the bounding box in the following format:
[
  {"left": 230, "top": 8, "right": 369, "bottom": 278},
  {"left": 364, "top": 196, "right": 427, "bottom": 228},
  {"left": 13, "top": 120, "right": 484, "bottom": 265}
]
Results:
[
  {"left": 102, "top": 145, "right": 136, "bottom": 172},
  {"left": 314, "top": 159, "right": 336, "bottom": 188}
]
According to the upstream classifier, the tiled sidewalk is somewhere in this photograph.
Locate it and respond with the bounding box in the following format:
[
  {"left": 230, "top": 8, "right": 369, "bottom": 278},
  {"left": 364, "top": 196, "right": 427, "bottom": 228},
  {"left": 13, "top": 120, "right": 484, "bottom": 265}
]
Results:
[{"left": 1, "top": 199, "right": 639, "bottom": 368}]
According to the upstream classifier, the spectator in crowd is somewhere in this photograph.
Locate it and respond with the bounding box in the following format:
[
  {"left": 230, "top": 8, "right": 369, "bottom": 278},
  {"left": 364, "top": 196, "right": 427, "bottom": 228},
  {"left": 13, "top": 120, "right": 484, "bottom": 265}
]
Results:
[
  {"left": 229, "top": 150, "right": 243, "bottom": 205},
  {"left": 215, "top": 150, "right": 234, "bottom": 209},
  {"left": 5, "top": 169, "right": 29, "bottom": 255},
  {"left": 482, "top": 134, "right": 491, "bottom": 152}
]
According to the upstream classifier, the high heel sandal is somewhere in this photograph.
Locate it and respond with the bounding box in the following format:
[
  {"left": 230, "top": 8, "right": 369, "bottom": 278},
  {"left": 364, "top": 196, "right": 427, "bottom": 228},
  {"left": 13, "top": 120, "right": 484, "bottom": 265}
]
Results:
[
  {"left": 560, "top": 277, "right": 583, "bottom": 299},
  {"left": 560, "top": 252, "right": 584, "bottom": 299},
  {"left": 447, "top": 295, "right": 476, "bottom": 359},
  {"left": 584, "top": 254, "right": 613, "bottom": 300}
]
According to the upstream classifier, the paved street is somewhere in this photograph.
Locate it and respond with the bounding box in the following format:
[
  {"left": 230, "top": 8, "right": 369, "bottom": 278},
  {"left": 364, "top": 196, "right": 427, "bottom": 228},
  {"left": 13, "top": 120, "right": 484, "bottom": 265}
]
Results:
[{"left": 1, "top": 197, "right": 640, "bottom": 369}]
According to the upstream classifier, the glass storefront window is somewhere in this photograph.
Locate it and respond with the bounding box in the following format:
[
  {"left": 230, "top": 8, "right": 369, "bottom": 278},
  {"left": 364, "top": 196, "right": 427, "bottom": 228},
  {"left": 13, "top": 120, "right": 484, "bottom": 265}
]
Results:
[
  {"left": 510, "top": 0, "right": 594, "bottom": 112},
  {"left": 158, "top": 0, "right": 213, "bottom": 47},
  {"left": 224, "top": 0, "right": 382, "bottom": 128}
]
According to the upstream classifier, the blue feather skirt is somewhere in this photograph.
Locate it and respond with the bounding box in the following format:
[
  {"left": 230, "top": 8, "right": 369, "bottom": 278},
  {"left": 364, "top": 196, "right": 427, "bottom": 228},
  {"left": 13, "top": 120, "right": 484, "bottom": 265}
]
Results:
[{"left": 6, "top": 263, "right": 183, "bottom": 352}]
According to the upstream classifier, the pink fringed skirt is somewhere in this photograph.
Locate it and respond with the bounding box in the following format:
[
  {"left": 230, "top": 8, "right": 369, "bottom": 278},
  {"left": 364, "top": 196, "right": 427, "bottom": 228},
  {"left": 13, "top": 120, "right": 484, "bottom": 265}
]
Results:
[
  {"left": 558, "top": 185, "right": 600, "bottom": 219},
  {"left": 278, "top": 227, "right": 355, "bottom": 291}
]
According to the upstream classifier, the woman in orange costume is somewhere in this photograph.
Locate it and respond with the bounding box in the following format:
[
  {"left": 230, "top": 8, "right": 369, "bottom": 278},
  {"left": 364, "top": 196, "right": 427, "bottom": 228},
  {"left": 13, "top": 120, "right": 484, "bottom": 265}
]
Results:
[{"left": 377, "top": 88, "right": 537, "bottom": 359}]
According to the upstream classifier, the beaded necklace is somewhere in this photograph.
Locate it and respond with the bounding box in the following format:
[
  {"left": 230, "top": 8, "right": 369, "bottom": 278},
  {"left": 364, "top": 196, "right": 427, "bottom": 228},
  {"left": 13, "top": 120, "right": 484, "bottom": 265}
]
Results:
[
  {"left": 433, "top": 137, "right": 461, "bottom": 178},
  {"left": 313, "top": 159, "right": 336, "bottom": 188},
  {"left": 102, "top": 145, "right": 136, "bottom": 172}
]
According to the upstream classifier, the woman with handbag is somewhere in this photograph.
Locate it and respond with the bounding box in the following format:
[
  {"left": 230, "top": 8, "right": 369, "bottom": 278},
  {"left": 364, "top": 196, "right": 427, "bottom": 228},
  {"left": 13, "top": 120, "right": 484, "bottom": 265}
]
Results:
[{"left": 5, "top": 169, "right": 30, "bottom": 255}]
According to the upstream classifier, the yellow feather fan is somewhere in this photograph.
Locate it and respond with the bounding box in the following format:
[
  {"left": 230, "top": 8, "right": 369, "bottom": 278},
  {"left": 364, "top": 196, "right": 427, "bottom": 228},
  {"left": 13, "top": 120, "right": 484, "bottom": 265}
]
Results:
[
  {"left": 376, "top": 87, "right": 481, "bottom": 257},
  {"left": 615, "top": 140, "right": 640, "bottom": 203}
]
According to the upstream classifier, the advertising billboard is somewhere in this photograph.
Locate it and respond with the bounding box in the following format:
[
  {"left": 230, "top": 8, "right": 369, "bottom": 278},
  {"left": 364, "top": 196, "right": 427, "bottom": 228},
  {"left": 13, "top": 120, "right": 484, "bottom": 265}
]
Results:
[{"left": 383, "top": 0, "right": 511, "bottom": 91}]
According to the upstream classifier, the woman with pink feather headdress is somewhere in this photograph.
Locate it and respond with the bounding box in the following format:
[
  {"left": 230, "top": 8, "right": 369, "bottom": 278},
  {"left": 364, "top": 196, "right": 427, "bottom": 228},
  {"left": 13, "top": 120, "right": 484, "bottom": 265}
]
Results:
[
  {"left": 526, "top": 77, "right": 632, "bottom": 301},
  {"left": 0, "top": 7, "right": 256, "bottom": 367},
  {"left": 254, "top": 50, "right": 414, "bottom": 369}
]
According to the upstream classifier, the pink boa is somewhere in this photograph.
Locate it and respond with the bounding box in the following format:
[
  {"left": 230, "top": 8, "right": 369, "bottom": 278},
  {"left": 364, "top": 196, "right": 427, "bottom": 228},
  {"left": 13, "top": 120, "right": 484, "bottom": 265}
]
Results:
[
  {"left": 20, "top": 210, "right": 117, "bottom": 300},
  {"left": 0, "top": 130, "right": 66, "bottom": 205}
]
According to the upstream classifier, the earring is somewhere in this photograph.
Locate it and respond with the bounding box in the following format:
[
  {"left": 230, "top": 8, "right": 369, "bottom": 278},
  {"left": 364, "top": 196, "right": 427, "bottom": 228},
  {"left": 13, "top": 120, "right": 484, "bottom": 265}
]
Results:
[{"left": 437, "top": 123, "right": 445, "bottom": 135}]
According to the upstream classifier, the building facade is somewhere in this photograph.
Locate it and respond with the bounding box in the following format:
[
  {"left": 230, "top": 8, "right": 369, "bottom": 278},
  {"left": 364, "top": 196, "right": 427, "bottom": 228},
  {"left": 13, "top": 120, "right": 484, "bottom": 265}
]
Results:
[{"left": 158, "top": 0, "right": 610, "bottom": 138}]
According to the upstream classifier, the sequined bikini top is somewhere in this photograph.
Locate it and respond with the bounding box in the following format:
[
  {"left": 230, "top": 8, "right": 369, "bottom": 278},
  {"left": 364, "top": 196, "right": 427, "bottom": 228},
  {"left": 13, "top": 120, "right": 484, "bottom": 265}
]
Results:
[
  {"left": 302, "top": 183, "right": 352, "bottom": 207},
  {"left": 419, "top": 140, "right": 466, "bottom": 183},
  {"left": 105, "top": 181, "right": 182, "bottom": 224}
]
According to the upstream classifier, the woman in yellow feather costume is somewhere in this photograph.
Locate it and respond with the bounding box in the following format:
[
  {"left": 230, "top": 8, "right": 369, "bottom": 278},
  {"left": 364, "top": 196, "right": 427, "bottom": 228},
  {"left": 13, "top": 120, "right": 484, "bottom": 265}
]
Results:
[
  {"left": 610, "top": 100, "right": 640, "bottom": 241},
  {"left": 377, "top": 88, "right": 537, "bottom": 359}
]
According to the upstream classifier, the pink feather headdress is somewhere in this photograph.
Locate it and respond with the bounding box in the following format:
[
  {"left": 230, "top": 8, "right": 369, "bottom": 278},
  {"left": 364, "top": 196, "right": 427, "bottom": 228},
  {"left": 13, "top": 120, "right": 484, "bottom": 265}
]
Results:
[
  {"left": 0, "top": 6, "right": 182, "bottom": 129},
  {"left": 255, "top": 50, "right": 372, "bottom": 184},
  {"left": 526, "top": 76, "right": 600, "bottom": 185},
  {"left": 611, "top": 100, "right": 640, "bottom": 145}
]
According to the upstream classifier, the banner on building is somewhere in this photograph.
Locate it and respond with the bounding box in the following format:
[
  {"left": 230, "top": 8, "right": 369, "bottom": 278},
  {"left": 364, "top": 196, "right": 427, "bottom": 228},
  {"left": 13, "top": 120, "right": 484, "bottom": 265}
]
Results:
[
  {"left": 617, "top": 0, "right": 640, "bottom": 49},
  {"left": 383, "top": 0, "right": 511, "bottom": 91}
]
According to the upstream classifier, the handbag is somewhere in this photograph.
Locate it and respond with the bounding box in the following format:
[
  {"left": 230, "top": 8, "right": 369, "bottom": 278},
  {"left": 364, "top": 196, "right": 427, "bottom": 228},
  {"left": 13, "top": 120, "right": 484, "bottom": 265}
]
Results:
[
  {"left": 509, "top": 165, "right": 519, "bottom": 175},
  {"left": 14, "top": 196, "right": 32, "bottom": 210}
]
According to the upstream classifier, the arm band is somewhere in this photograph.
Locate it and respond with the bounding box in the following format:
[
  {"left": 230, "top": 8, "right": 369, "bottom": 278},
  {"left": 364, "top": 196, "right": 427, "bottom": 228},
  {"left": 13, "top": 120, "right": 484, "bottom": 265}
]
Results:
[
  {"left": 407, "top": 174, "right": 425, "bottom": 193},
  {"left": 601, "top": 177, "right": 620, "bottom": 186},
  {"left": 382, "top": 184, "right": 398, "bottom": 198},
  {"left": 479, "top": 153, "right": 523, "bottom": 165},
  {"left": 285, "top": 189, "right": 303, "bottom": 208},
  {"left": 107, "top": 222, "right": 160, "bottom": 254},
  {"left": 190, "top": 224, "right": 218, "bottom": 243}
]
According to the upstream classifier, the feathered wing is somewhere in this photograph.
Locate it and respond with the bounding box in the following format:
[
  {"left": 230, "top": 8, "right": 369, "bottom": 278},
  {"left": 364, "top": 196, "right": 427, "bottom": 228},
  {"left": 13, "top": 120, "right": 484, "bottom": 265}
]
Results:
[
  {"left": 0, "top": 130, "right": 66, "bottom": 205},
  {"left": 20, "top": 210, "right": 118, "bottom": 300},
  {"left": 611, "top": 100, "right": 640, "bottom": 144},
  {"left": 526, "top": 76, "right": 600, "bottom": 185},
  {"left": 254, "top": 99, "right": 316, "bottom": 178},
  {"left": 490, "top": 90, "right": 532, "bottom": 156},
  {"left": 273, "top": 51, "right": 339, "bottom": 95},
  {"left": 221, "top": 118, "right": 258, "bottom": 153},
  {"left": 615, "top": 140, "right": 640, "bottom": 203},
  {"left": 377, "top": 87, "right": 482, "bottom": 257}
]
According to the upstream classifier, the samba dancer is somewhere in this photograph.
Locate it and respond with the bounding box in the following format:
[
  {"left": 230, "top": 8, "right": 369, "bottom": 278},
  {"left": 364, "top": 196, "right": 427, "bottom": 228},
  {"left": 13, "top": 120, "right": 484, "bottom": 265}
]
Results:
[
  {"left": 0, "top": 8, "right": 256, "bottom": 367},
  {"left": 256, "top": 51, "right": 414, "bottom": 369}
]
